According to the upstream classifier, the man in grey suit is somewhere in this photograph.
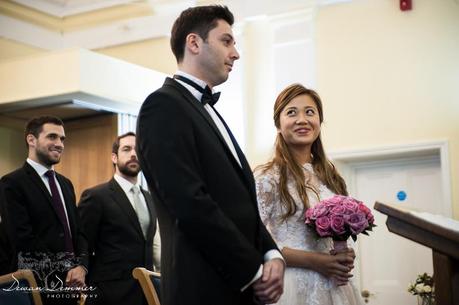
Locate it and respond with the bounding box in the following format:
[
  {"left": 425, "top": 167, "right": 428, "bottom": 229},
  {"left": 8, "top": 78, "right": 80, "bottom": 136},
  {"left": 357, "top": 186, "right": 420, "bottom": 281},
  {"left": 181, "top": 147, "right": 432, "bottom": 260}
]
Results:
[{"left": 79, "top": 132, "right": 158, "bottom": 305}]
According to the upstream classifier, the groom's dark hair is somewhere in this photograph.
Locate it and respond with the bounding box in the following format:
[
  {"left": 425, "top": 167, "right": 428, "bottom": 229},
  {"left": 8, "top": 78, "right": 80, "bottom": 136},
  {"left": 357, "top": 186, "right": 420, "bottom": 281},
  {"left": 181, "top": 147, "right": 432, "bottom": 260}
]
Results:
[{"left": 170, "top": 5, "right": 234, "bottom": 63}]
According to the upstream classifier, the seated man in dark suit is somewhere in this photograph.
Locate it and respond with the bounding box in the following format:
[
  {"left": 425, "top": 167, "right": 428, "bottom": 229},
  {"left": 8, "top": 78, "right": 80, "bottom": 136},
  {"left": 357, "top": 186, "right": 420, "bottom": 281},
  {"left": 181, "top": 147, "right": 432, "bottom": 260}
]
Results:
[
  {"left": 0, "top": 115, "right": 88, "bottom": 305},
  {"left": 79, "top": 132, "right": 158, "bottom": 305}
]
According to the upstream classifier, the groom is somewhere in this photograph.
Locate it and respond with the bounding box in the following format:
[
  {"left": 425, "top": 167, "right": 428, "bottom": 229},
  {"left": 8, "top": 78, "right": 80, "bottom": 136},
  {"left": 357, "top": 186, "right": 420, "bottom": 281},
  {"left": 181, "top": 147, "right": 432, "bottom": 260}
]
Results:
[{"left": 136, "top": 5, "right": 284, "bottom": 305}]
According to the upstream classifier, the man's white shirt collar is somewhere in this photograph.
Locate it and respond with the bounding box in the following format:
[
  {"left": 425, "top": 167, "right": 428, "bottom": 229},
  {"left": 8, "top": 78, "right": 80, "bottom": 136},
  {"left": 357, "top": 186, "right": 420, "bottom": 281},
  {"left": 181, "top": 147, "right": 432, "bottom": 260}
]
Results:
[
  {"left": 27, "top": 158, "right": 53, "bottom": 177},
  {"left": 175, "top": 71, "right": 207, "bottom": 88},
  {"left": 114, "top": 174, "right": 140, "bottom": 194},
  {"left": 175, "top": 70, "right": 218, "bottom": 102}
]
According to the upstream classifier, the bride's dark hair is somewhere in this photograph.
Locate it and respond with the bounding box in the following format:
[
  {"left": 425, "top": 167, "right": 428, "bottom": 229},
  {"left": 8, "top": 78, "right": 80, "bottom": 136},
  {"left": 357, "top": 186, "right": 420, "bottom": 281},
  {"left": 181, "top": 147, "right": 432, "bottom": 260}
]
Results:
[{"left": 257, "top": 84, "right": 348, "bottom": 220}]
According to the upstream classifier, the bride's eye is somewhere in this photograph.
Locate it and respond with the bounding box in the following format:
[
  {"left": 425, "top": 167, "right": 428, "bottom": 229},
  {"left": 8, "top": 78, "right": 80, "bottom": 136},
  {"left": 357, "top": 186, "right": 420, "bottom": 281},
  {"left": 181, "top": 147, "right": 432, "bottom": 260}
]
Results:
[
  {"left": 306, "top": 109, "right": 316, "bottom": 116},
  {"left": 286, "top": 109, "right": 296, "bottom": 116}
]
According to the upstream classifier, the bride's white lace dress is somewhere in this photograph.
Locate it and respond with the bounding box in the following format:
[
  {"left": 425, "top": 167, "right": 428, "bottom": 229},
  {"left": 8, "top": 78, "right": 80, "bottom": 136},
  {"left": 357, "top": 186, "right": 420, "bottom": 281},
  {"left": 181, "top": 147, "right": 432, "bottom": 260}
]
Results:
[{"left": 255, "top": 164, "right": 365, "bottom": 305}]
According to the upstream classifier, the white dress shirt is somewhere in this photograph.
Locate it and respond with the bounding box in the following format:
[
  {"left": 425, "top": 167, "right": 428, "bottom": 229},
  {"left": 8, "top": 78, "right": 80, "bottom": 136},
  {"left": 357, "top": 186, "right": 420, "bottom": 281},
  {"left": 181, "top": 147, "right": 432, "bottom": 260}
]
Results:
[
  {"left": 174, "top": 71, "right": 284, "bottom": 290},
  {"left": 114, "top": 174, "right": 149, "bottom": 212}
]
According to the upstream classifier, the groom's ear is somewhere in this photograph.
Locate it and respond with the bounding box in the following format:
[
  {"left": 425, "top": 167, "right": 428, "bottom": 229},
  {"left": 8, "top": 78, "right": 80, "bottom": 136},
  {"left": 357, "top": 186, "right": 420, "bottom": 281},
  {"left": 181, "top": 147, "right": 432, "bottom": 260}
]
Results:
[{"left": 185, "top": 33, "right": 201, "bottom": 55}]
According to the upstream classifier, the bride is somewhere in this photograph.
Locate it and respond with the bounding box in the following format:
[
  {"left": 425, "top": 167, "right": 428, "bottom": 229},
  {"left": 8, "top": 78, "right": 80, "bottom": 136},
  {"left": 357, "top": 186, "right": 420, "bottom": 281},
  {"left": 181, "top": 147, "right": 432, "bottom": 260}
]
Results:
[{"left": 254, "top": 84, "right": 364, "bottom": 305}]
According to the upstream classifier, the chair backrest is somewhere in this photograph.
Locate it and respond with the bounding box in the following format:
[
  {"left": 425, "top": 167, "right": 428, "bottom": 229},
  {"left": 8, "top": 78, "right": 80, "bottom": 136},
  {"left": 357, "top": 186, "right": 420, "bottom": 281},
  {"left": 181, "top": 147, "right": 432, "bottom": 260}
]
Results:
[
  {"left": 132, "top": 267, "right": 161, "bottom": 305},
  {"left": 0, "top": 269, "right": 43, "bottom": 305}
]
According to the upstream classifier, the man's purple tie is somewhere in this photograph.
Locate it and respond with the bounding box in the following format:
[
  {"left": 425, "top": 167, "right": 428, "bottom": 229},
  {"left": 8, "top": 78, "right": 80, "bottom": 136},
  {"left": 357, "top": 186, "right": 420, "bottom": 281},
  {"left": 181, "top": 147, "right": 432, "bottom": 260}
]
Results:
[{"left": 45, "top": 170, "right": 74, "bottom": 254}]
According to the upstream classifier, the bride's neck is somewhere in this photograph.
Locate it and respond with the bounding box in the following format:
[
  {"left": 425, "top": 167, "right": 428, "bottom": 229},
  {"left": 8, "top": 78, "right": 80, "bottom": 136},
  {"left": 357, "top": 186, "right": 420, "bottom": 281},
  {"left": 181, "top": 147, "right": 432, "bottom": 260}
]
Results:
[{"left": 290, "top": 146, "right": 312, "bottom": 165}]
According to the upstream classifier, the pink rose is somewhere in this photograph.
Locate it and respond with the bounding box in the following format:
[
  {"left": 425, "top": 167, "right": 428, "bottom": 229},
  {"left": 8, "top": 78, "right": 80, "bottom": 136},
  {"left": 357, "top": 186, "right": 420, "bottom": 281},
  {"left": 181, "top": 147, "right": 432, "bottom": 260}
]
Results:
[
  {"left": 343, "top": 200, "right": 359, "bottom": 215},
  {"left": 358, "top": 203, "right": 374, "bottom": 224},
  {"left": 312, "top": 205, "right": 329, "bottom": 219},
  {"left": 330, "top": 205, "right": 346, "bottom": 216},
  {"left": 316, "top": 216, "right": 332, "bottom": 237},
  {"left": 324, "top": 201, "right": 337, "bottom": 208},
  {"left": 326, "top": 195, "right": 344, "bottom": 206},
  {"left": 346, "top": 212, "right": 369, "bottom": 235},
  {"left": 358, "top": 203, "right": 371, "bottom": 215},
  {"left": 330, "top": 215, "right": 346, "bottom": 235},
  {"left": 367, "top": 213, "right": 375, "bottom": 225}
]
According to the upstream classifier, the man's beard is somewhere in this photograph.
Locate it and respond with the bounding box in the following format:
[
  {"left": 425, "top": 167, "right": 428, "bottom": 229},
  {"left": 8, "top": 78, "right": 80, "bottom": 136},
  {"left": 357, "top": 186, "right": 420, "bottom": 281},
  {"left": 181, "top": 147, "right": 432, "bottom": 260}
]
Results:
[
  {"left": 36, "top": 146, "right": 60, "bottom": 166},
  {"left": 118, "top": 160, "right": 140, "bottom": 177}
]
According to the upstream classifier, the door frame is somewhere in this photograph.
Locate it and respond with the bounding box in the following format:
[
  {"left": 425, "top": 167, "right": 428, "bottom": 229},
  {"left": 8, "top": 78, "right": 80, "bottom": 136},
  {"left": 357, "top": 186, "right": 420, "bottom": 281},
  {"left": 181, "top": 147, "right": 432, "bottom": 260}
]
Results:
[{"left": 328, "top": 140, "right": 452, "bottom": 217}]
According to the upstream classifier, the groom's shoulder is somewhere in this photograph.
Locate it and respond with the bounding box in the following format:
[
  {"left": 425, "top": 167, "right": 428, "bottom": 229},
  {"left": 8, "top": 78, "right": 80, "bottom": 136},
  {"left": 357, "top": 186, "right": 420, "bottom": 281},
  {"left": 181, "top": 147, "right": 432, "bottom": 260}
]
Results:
[{"left": 145, "top": 78, "right": 183, "bottom": 102}]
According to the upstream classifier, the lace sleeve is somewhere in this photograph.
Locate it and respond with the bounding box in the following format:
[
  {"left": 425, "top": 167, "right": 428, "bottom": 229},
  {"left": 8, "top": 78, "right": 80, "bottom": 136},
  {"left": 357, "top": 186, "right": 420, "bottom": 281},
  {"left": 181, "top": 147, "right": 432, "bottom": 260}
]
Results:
[{"left": 254, "top": 169, "right": 278, "bottom": 225}]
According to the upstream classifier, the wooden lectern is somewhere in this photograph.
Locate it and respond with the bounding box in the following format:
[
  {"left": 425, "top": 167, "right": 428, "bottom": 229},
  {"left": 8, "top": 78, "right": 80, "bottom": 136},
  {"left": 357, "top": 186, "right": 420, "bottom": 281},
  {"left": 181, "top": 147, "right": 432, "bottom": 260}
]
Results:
[{"left": 374, "top": 202, "right": 459, "bottom": 305}]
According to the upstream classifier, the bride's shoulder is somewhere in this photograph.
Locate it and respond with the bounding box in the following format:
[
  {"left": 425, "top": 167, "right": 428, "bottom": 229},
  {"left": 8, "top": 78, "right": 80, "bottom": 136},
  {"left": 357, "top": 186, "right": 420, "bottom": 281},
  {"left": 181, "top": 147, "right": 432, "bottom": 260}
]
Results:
[{"left": 254, "top": 164, "right": 280, "bottom": 181}]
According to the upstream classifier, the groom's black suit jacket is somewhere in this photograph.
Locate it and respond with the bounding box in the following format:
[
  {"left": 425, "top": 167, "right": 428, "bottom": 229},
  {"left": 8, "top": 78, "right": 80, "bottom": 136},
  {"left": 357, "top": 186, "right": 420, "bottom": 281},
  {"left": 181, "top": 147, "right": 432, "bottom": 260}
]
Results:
[{"left": 137, "top": 77, "right": 279, "bottom": 305}]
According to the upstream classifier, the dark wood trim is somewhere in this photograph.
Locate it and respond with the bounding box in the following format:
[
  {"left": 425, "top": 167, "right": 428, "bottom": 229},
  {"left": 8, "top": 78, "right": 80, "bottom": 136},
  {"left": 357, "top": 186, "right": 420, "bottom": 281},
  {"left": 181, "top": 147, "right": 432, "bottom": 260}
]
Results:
[{"left": 374, "top": 202, "right": 459, "bottom": 305}]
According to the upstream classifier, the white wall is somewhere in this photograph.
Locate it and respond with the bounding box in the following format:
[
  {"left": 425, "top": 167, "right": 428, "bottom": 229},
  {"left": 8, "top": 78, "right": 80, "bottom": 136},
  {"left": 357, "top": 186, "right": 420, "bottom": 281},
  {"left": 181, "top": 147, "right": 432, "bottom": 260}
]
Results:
[
  {"left": 315, "top": 0, "right": 459, "bottom": 218},
  {"left": 242, "top": 9, "right": 316, "bottom": 163}
]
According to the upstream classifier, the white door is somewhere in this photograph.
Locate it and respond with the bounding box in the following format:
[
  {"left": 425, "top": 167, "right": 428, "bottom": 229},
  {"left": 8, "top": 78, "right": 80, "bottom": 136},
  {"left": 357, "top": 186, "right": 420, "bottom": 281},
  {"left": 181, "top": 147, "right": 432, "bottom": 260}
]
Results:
[{"left": 351, "top": 156, "right": 443, "bottom": 304}]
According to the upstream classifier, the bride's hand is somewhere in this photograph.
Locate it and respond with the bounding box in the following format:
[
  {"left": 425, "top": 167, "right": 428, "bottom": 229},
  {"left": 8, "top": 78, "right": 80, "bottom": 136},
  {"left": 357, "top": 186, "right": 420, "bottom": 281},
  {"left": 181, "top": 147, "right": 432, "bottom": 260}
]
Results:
[
  {"left": 281, "top": 247, "right": 354, "bottom": 285},
  {"left": 330, "top": 247, "right": 355, "bottom": 271},
  {"left": 311, "top": 252, "right": 353, "bottom": 285}
]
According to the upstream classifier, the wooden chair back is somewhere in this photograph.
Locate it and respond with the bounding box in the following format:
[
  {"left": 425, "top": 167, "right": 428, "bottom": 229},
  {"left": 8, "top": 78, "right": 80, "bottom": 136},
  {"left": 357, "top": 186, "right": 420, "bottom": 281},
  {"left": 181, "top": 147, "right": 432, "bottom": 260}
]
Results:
[
  {"left": 0, "top": 269, "right": 43, "bottom": 305},
  {"left": 132, "top": 267, "right": 161, "bottom": 305}
]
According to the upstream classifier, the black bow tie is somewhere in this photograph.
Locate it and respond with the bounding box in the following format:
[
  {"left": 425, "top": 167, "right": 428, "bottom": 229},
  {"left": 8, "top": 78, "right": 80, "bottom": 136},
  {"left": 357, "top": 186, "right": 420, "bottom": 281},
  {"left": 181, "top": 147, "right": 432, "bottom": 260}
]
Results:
[{"left": 173, "top": 75, "right": 220, "bottom": 106}]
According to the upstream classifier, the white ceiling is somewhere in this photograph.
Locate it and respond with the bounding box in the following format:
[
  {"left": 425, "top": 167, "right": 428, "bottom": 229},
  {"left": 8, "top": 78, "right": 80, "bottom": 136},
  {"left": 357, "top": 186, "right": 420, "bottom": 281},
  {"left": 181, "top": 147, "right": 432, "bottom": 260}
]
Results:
[{"left": 2, "top": 0, "right": 346, "bottom": 50}]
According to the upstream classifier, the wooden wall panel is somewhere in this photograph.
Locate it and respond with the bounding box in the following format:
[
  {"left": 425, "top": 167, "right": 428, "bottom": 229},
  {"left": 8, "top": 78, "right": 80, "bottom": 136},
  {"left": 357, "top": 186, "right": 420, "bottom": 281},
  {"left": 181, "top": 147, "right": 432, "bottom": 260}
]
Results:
[{"left": 55, "top": 114, "right": 117, "bottom": 203}]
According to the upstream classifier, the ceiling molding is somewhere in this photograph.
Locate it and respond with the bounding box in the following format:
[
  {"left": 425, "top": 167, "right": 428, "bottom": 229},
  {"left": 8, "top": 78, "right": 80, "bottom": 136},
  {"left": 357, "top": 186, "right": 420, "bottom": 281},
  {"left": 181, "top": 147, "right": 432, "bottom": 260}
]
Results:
[
  {"left": 62, "top": 14, "right": 175, "bottom": 49},
  {"left": 1, "top": 0, "right": 157, "bottom": 32},
  {"left": 0, "top": 12, "right": 176, "bottom": 50},
  {"left": 0, "top": 0, "right": 346, "bottom": 51},
  {"left": 0, "top": 0, "right": 199, "bottom": 50},
  {"left": 0, "top": 14, "right": 63, "bottom": 49},
  {"left": 11, "top": 0, "right": 139, "bottom": 18},
  {"left": 0, "top": 0, "right": 61, "bottom": 31}
]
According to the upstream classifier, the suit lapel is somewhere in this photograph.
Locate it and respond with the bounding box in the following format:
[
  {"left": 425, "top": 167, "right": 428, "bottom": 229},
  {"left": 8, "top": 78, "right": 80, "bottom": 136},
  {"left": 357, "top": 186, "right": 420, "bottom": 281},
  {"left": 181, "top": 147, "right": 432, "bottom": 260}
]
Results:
[
  {"left": 23, "top": 163, "right": 54, "bottom": 206},
  {"left": 164, "top": 78, "right": 237, "bottom": 160},
  {"left": 141, "top": 189, "right": 156, "bottom": 240},
  {"left": 109, "top": 179, "right": 144, "bottom": 238},
  {"left": 23, "top": 163, "right": 78, "bottom": 240},
  {"left": 164, "top": 78, "right": 257, "bottom": 200},
  {"left": 23, "top": 163, "right": 65, "bottom": 221}
]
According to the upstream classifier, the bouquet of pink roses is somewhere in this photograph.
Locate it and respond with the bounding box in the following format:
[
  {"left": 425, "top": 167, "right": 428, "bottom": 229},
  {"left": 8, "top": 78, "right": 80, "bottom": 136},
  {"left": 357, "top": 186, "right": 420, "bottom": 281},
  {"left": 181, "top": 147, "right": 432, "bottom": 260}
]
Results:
[{"left": 305, "top": 195, "right": 376, "bottom": 242}]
